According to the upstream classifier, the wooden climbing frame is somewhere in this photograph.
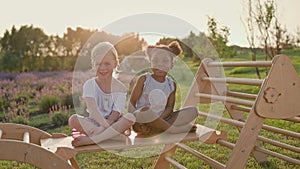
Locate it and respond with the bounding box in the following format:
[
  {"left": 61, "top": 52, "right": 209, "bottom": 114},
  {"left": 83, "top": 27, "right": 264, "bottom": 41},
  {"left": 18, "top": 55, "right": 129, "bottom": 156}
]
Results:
[{"left": 0, "top": 54, "right": 299, "bottom": 168}]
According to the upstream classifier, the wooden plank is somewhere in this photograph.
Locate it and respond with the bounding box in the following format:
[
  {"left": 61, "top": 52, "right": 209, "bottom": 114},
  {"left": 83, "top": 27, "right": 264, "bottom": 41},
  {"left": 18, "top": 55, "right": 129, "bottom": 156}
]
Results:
[
  {"left": 255, "top": 55, "right": 300, "bottom": 119},
  {"left": 0, "top": 140, "right": 73, "bottom": 169},
  {"left": 154, "top": 144, "right": 177, "bottom": 169},
  {"left": 0, "top": 123, "right": 52, "bottom": 145},
  {"left": 42, "top": 125, "right": 224, "bottom": 153},
  {"left": 226, "top": 110, "right": 265, "bottom": 169}
]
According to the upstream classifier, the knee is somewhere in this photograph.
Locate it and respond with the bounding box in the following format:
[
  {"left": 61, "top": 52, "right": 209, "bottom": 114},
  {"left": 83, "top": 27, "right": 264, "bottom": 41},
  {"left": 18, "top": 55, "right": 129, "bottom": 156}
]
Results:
[
  {"left": 68, "top": 114, "right": 79, "bottom": 127},
  {"left": 124, "top": 113, "right": 136, "bottom": 125},
  {"left": 186, "top": 106, "right": 199, "bottom": 118}
]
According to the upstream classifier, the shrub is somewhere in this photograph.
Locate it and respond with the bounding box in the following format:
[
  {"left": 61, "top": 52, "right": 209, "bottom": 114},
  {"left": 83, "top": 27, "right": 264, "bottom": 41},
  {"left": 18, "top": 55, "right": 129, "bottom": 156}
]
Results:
[
  {"left": 39, "top": 95, "right": 61, "bottom": 113},
  {"left": 9, "top": 116, "right": 29, "bottom": 125},
  {"left": 51, "top": 111, "right": 69, "bottom": 126},
  {"left": 14, "top": 93, "right": 29, "bottom": 104},
  {"left": 63, "top": 92, "right": 82, "bottom": 108}
]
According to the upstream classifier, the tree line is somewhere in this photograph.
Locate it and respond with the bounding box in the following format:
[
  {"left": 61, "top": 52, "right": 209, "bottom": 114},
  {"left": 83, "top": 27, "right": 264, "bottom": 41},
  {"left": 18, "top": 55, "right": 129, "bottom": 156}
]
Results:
[
  {"left": 1, "top": 0, "right": 299, "bottom": 72},
  {"left": 0, "top": 26, "right": 146, "bottom": 72}
]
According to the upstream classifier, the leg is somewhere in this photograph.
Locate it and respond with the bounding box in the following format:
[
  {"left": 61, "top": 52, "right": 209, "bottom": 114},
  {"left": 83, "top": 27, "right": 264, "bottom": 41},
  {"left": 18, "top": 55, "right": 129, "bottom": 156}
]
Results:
[
  {"left": 166, "top": 106, "right": 198, "bottom": 126},
  {"left": 72, "top": 114, "right": 135, "bottom": 147},
  {"left": 68, "top": 114, "right": 105, "bottom": 136},
  {"left": 164, "top": 106, "right": 198, "bottom": 134},
  {"left": 134, "top": 109, "right": 171, "bottom": 131}
]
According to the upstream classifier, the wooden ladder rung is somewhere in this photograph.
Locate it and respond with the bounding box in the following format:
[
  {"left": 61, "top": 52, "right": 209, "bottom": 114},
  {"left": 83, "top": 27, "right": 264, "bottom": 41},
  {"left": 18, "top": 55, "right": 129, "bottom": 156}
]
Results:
[
  {"left": 195, "top": 93, "right": 254, "bottom": 107},
  {"left": 285, "top": 117, "right": 300, "bottom": 123},
  {"left": 261, "top": 125, "right": 300, "bottom": 139},
  {"left": 199, "top": 110, "right": 300, "bottom": 139},
  {"left": 226, "top": 91, "right": 257, "bottom": 100},
  {"left": 217, "top": 139, "right": 235, "bottom": 149},
  {"left": 164, "top": 157, "right": 187, "bottom": 169},
  {"left": 202, "top": 77, "right": 263, "bottom": 86},
  {"left": 255, "top": 146, "right": 300, "bottom": 165},
  {"left": 198, "top": 111, "right": 245, "bottom": 128},
  {"left": 257, "top": 136, "right": 300, "bottom": 153},
  {"left": 230, "top": 105, "right": 251, "bottom": 112},
  {"left": 207, "top": 61, "right": 272, "bottom": 67},
  {"left": 176, "top": 143, "right": 225, "bottom": 169}
]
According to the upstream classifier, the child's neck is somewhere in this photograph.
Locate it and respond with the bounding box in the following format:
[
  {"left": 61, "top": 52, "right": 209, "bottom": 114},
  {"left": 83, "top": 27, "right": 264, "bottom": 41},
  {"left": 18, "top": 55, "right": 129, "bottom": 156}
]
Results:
[
  {"left": 151, "top": 74, "right": 166, "bottom": 83},
  {"left": 96, "top": 77, "right": 112, "bottom": 93}
]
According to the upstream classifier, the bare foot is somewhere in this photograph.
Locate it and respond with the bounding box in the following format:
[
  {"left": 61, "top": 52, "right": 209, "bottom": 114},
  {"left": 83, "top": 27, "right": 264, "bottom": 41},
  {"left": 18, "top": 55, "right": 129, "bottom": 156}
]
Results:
[
  {"left": 111, "top": 134, "right": 129, "bottom": 141},
  {"left": 189, "top": 124, "right": 197, "bottom": 133},
  {"left": 72, "top": 136, "right": 95, "bottom": 147}
]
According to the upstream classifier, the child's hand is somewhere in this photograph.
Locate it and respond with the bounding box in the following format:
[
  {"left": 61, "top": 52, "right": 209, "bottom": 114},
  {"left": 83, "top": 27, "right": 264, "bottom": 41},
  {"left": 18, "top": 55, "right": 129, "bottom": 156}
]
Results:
[
  {"left": 141, "top": 106, "right": 150, "bottom": 111},
  {"left": 124, "top": 128, "right": 131, "bottom": 136}
]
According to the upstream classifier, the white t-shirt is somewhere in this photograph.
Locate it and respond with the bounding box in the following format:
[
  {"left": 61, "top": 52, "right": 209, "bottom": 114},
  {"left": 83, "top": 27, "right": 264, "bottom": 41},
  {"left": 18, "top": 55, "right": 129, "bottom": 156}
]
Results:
[
  {"left": 136, "top": 73, "right": 175, "bottom": 115},
  {"left": 82, "top": 77, "right": 126, "bottom": 118}
]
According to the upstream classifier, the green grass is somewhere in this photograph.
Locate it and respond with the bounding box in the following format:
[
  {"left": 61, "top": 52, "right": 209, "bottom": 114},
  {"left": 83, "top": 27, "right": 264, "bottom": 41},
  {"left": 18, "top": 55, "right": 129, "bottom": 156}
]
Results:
[{"left": 1, "top": 49, "right": 300, "bottom": 169}]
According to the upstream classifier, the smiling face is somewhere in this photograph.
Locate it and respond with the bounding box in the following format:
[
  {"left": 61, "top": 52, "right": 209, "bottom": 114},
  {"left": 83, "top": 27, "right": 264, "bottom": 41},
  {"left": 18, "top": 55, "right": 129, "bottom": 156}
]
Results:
[
  {"left": 94, "top": 52, "right": 118, "bottom": 80},
  {"left": 150, "top": 50, "right": 174, "bottom": 77}
]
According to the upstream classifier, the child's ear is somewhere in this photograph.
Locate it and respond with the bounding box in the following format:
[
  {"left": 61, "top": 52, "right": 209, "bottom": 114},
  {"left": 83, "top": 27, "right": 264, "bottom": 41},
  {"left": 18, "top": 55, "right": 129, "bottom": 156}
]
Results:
[{"left": 114, "top": 60, "right": 119, "bottom": 69}]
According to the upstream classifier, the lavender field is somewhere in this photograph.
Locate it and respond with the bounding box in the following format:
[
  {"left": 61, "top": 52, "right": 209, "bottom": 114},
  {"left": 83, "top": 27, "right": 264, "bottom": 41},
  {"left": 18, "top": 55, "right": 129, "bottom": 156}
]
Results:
[{"left": 0, "top": 71, "right": 78, "bottom": 129}]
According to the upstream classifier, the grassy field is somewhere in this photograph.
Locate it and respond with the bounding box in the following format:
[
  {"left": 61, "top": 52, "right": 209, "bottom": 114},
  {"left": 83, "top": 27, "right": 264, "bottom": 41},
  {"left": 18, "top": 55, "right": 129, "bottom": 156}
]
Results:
[{"left": 0, "top": 49, "right": 300, "bottom": 168}]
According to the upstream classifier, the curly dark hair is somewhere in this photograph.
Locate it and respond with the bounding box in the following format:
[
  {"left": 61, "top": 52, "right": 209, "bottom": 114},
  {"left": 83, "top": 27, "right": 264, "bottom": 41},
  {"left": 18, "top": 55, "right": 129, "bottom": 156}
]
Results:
[{"left": 146, "top": 41, "right": 183, "bottom": 60}]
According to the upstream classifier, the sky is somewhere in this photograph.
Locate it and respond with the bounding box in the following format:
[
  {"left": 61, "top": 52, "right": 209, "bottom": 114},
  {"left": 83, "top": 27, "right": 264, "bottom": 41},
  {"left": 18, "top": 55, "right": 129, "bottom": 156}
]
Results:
[{"left": 1, "top": 0, "right": 299, "bottom": 47}]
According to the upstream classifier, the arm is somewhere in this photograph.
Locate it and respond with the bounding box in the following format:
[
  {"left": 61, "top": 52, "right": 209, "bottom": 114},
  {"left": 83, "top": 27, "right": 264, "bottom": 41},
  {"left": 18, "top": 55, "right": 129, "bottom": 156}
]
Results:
[
  {"left": 106, "top": 111, "right": 121, "bottom": 125},
  {"left": 84, "top": 97, "right": 110, "bottom": 128},
  {"left": 128, "top": 75, "right": 146, "bottom": 113},
  {"left": 159, "top": 83, "right": 176, "bottom": 119}
]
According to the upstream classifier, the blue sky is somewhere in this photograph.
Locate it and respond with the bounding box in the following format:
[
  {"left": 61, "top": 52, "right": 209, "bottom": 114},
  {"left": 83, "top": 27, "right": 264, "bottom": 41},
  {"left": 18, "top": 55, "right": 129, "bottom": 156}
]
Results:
[{"left": 1, "top": 0, "right": 299, "bottom": 47}]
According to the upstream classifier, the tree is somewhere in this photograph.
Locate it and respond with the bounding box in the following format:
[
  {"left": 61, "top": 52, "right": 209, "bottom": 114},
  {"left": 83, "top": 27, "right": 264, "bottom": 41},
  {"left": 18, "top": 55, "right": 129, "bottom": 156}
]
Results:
[
  {"left": 62, "top": 27, "right": 97, "bottom": 57},
  {"left": 243, "top": 0, "right": 261, "bottom": 78},
  {"left": 255, "top": 0, "right": 277, "bottom": 60},
  {"left": 207, "top": 17, "right": 235, "bottom": 58},
  {"left": 0, "top": 25, "right": 49, "bottom": 71}
]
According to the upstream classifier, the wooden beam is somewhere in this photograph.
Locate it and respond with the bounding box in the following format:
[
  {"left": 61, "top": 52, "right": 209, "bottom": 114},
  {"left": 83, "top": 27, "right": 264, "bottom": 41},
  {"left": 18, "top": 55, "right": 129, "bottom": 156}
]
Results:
[
  {"left": 207, "top": 61, "right": 272, "bottom": 67},
  {"left": 176, "top": 143, "right": 225, "bottom": 169}
]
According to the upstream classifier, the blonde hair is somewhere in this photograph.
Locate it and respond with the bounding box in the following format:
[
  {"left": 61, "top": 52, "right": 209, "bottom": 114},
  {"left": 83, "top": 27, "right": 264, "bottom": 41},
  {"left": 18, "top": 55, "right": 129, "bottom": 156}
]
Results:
[{"left": 91, "top": 42, "right": 119, "bottom": 68}]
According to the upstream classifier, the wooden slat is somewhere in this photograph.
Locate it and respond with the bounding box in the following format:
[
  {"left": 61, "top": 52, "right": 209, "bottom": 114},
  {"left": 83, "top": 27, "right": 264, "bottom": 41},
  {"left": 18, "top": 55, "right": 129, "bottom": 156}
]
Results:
[
  {"left": 164, "top": 157, "right": 187, "bottom": 169},
  {"left": 0, "top": 123, "right": 52, "bottom": 145},
  {"left": 0, "top": 140, "right": 73, "bottom": 169},
  {"left": 202, "top": 77, "right": 263, "bottom": 86},
  {"left": 218, "top": 136, "right": 300, "bottom": 154},
  {"left": 195, "top": 93, "right": 254, "bottom": 107},
  {"left": 217, "top": 140, "right": 235, "bottom": 149},
  {"left": 230, "top": 105, "right": 251, "bottom": 112},
  {"left": 176, "top": 143, "right": 225, "bottom": 169},
  {"left": 261, "top": 124, "right": 300, "bottom": 139},
  {"left": 198, "top": 111, "right": 244, "bottom": 128},
  {"left": 255, "top": 146, "right": 300, "bottom": 165},
  {"left": 285, "top": 117, "right": 300, "bottom": 123},
  {"left": 226, "top": 91, "right": 257, "bottom": 100},
  {"left": 207, "top": 61, "right": 272, "bottom": 67},
  {"left": 0, "top": 129, "right": 2, "bottom": 139},
  {"left": 257, "top": 136, "right": 300, "bottom": 153},
  {"left": 200, "top": 110, "right": 300, "bottom": 139}
]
